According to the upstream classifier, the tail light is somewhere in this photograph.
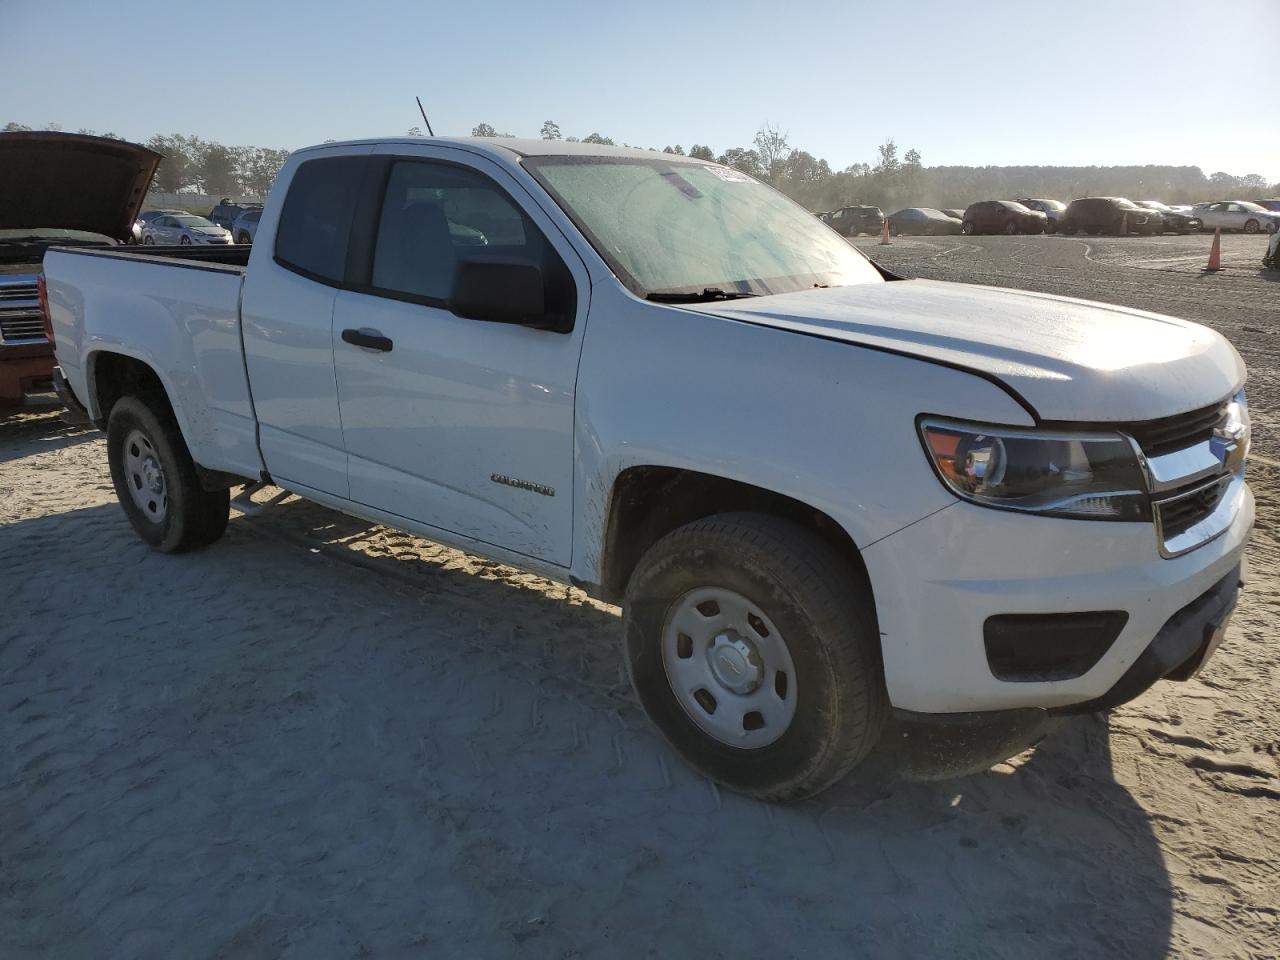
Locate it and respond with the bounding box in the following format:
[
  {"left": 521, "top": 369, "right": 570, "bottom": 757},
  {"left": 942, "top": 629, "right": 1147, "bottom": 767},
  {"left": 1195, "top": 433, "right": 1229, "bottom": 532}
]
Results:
[{"left": 36, "top": 274, "right": 53, "bottom": 342}]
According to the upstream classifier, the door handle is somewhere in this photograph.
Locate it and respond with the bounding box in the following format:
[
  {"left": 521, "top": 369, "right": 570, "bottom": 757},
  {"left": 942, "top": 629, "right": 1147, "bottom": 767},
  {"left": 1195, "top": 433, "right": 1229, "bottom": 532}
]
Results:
[{"left": 341, "top": 328, "right": 394, "bottom": 352}]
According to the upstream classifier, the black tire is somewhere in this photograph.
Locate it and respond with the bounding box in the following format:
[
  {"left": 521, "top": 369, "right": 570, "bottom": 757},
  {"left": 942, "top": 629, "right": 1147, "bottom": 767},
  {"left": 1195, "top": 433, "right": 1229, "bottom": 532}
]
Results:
[
  {"left": 143, "top": 235, "right": 154, "bottom": 245},
  {"left": 1003, "top": 220, "right": 1018, "bottom": 235},
  {"left": 623, "top": 513, "right": 888, "bottom": 802},
  {"left": 1243, "top": 219, "right": 1259, "bottom": 234},
  {"left": 238, "top": 231, "right": 251, "bottom": 244},
  {"left": 1045, "top": 219, "right": 1057, "bottom": 234},
  {"left": 961, "top": 221, "right": 975, "bottom": 235},
  {"left": 180, "top": 235, "right": 192, "bottom": 245},
  {"left": 1060, "top": 223, "right": 1078, "bottom": 236},
  {"left": 107, "top": 395, "right": 230, "bottom": 552}
]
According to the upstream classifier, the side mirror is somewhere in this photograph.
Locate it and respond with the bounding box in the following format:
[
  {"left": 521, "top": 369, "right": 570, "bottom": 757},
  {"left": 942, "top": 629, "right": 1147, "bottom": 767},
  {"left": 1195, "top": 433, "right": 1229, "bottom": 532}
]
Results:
[{"left": 452, "top": 259, "right": 562, "bottom": 331}]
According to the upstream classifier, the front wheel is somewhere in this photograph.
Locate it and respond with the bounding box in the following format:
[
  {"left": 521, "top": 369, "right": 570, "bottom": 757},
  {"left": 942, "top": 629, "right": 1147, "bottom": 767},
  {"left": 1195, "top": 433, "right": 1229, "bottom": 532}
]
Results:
[
  {"left": 143, "top": 235, "right": 154, "bottom": 245},
  {"left": 1243, "top": 219, "right": 1260, "bottom": 234},
  {"left": 961, "top": 221, "right": 975, "bottom": 235},
  {"left": 180, "top": 235, "right": 192, "bottom": 245},
  {"left": 107, "top": 395, "right": 230, "bottom": 552},
  {"left": 238, "top": 231, "right": 252, "bottom": 244},
  {"left": 1003, "top": 220, "right": 1019, "bottom": 235},
  {"left": 623, "top": 513, "right": 888, "bottom": 802}
]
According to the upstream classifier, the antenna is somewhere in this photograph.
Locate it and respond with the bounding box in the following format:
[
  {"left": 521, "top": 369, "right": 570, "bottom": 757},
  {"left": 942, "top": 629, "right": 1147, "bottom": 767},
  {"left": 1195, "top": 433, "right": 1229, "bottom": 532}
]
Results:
[{"left": 415, "top": 97, "right": 434, "bottom": 137}]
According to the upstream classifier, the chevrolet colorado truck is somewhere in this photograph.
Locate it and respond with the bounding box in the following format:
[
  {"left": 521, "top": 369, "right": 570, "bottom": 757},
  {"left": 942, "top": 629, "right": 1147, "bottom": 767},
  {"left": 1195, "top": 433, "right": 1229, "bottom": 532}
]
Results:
[
  {"left": 42, "top": 137, "right": 1253, "bottom": 800},
  {"left": 0, "top": 132, "right": 159, "bottom": 405}
]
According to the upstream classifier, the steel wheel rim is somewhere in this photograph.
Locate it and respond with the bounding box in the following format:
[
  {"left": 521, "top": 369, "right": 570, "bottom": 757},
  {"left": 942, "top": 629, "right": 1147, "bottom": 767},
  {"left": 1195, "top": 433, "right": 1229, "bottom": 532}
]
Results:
[
  {"left": 123, "top": 428, "right": 168, "bottom": 521},
  {"left": 661, "top": 587, "right": 798, "bottom": 749}
]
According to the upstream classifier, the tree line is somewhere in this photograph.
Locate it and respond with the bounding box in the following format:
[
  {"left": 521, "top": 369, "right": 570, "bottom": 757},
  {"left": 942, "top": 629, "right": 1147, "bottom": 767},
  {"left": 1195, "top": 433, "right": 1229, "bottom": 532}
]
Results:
[
  {"left": 7, "top": 119, "right": 1277, "bottom": 210},
  {"left": 464, "top": 120, "right": 1278, "bottom": 211},
  {"left": 2, "top": 122, "right": 290, "bottom": 199}
]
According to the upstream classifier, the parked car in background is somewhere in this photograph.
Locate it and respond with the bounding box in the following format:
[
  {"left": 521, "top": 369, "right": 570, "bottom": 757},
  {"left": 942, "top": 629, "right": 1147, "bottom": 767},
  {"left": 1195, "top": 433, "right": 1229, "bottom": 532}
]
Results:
[
  {"left": 142, "top": 213, "right": 233, "bottom": 245},
  {"left": 827, "top": 205, "right": 884, "bottom": 236},
  {"left": 1251, "top": 199, "right": 1280, "bottom": 212},
  {"left": 1192, "top": 201, "right": 1280, "bottom": 234},
  {"left": 1013, "top": 198, "right": 1067, "bottom": 232},
  {"left": 887, "top": 207, "right": 963, "bottom": 235},
  {"left": 1133, "top": 200, "right": 1202, "bottom": 234},
  {"left": 960, "top": 200, "right": 1047, "bottom": 235},
  {"left": 208, "top": 198, "right": 263, "bottom": 231},
  {"left": 0, "top": 131, "right": 159, "bottom": 405},
  {"left": 135, "top": 208, "right": 184, "bottom": 244},
  {"left": 1058, "top": 197, "right": 1158, "bottom": 236},
  {"left": 940, "top": 208, "right": 966, "bottom": 221},
  {"left": 231, "top": 208, "right": 262, "bottom": 244},
  {"left": 42, "top": 136, "right": 1253, "bottom": 802}
]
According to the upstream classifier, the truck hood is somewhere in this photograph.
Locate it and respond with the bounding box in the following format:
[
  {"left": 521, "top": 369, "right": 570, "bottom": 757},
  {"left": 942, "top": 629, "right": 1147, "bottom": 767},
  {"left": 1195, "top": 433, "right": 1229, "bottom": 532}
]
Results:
[
  {"left": 686, "top": 279, "right": 1244, "bottom": 423},
  {"left": 0, "top": 132, "right": 161, "bottom": 241}
]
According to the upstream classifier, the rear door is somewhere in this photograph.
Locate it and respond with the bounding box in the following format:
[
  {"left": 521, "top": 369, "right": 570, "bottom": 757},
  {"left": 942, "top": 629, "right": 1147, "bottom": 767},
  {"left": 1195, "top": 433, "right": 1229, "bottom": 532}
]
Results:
[
  {"left": 241, "top": 147, "right": 374, "bottom": 496},
  {"left": 330, "top": 145, "right": 589, "bottom": 566}
]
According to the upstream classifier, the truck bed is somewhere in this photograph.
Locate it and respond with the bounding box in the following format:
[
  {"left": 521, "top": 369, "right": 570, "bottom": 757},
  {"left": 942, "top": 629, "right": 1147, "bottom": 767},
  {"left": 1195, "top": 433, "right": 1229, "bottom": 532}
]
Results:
[{"left": 44, "top": 243, "right": 264, "bottom": 483}]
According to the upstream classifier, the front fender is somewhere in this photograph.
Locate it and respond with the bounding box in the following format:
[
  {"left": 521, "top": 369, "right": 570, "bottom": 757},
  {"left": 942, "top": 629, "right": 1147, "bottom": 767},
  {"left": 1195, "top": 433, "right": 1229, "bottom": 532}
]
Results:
[{"left": 569, "top": 286, "right": 1034, "bottom": 584}]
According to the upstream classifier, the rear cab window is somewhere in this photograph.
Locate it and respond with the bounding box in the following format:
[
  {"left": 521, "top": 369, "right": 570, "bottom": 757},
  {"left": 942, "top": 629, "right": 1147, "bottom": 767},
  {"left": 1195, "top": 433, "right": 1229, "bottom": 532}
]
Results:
[{"left": 274, "top": 156, "right": 367, "bottom": 284}]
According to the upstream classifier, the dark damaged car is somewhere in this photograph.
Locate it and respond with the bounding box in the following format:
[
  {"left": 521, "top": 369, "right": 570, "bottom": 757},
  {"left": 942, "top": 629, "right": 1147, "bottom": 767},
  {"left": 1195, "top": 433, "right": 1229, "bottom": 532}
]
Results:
[{"left": 0, "top": 132, "right": 160, "bottom": 406}]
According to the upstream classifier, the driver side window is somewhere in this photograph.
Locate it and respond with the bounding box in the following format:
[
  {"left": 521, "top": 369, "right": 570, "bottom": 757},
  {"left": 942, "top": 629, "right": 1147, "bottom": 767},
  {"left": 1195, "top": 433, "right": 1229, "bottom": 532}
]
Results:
[{"left": 370, "top": 160, "right": 534, "bottom": 303}]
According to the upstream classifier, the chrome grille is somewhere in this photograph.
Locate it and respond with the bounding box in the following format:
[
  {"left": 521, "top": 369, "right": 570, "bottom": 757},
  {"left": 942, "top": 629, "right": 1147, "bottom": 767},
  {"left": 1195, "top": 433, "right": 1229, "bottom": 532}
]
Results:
[
  {"left": 1123, "top": 395, "right": 1244, "bottom": 558},
  {"left": 1155, "top": 475, "right": 1231, "bottom": 540},
  {"left": 0, "top": 277, "right": 46, "bottom": 344},
  {"left": 1127, "top": 401, "right": 1227, "bottom": 457}
]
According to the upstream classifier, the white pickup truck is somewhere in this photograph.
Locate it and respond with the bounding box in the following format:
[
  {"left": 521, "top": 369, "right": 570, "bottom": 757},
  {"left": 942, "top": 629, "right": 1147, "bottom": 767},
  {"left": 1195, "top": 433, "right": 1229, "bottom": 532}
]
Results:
[{"left": 43, "top": 137, "right": 1253, "bottom": 800}]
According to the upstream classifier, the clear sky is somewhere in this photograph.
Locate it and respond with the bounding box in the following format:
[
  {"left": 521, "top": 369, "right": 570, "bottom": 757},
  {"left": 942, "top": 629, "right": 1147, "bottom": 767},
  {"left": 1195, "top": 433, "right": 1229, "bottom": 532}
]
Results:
[{"left": 3, "top": 0, "right": 1277, "bottom": 180}]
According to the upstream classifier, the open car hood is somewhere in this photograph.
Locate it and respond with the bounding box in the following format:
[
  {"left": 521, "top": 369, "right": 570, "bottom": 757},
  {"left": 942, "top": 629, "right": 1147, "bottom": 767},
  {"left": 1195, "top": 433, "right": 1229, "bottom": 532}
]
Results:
[{"left": 0, "top": 132, "right": 161, "bottom": 241}]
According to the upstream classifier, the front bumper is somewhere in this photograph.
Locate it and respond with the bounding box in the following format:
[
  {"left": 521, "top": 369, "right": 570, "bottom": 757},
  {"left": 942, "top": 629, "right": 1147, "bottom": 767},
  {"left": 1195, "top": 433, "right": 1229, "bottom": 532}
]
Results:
[{"left": 861, "top": 481, "right": 1253, "bottom": 714}]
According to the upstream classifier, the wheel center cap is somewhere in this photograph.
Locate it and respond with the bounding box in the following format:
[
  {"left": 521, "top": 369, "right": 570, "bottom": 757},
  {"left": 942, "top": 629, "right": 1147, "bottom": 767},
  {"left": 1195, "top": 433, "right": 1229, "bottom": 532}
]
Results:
[
  {"left": 707, "top": 631, "right": 763, "bottom": 695},
  {"left": 143, "top": 459, "right": 163, "bottom": 493}
]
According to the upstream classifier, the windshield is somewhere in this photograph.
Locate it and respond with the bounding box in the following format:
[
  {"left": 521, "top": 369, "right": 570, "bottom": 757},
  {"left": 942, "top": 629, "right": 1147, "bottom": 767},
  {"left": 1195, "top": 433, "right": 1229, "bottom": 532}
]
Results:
[
  {"left": 1116, "top": 199, "right": 1140, "bottom": 210},
  {"left": 174, "top": 215, "right": 216, "bottom": 227},
  {"left": 524, "top": 156, "right": 882, "bottom": 297}
]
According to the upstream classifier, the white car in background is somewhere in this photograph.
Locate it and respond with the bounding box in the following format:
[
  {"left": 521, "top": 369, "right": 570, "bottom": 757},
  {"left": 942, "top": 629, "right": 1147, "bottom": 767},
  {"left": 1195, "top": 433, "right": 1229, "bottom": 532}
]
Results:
[
  {"left": 1191, "top": 201, "right": 1280, "bottom": 234},
  {"left": 141, "top": 212, "right": 233, "bottom": 245},
  {"left": 231, "top": 208, "right": 262, "bottom": 244}
]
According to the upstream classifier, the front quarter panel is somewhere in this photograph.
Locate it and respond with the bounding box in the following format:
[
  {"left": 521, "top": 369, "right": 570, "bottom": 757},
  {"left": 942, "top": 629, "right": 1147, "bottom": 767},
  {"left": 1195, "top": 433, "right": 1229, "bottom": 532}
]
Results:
[{"left": 570, "top": 283, "right": 1036, "bottom": 583}]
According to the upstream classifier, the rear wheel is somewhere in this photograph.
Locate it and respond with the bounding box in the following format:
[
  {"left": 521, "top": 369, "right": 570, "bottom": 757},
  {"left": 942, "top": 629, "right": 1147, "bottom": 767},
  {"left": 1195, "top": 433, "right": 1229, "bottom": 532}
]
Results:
[
  {"left": 623, "top": 513, "right": 888, "bottom": 801},
  {"left": 107, "top": 395, "right": 230, "bottom": 552},
  {"left": 143, "top": 235, "right": 154, "bottom": 245},
  {"left": 1003, "top": 220, "right": 1019, "bottom": 235},
  {"left": 237, "top": 231, "right": 251, "bottom": 244}
]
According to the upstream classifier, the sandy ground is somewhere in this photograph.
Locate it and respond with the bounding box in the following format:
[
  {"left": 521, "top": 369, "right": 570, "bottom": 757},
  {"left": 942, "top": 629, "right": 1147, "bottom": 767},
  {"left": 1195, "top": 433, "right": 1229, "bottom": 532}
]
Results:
[{"left": 2, "top": 234, "right": 1279, "bottom": 958}]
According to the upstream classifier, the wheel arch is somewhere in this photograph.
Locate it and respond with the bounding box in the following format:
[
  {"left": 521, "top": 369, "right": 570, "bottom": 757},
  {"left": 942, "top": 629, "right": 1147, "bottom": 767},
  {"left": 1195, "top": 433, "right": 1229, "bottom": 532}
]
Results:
[{"left": 596, "top": 465, "right": 876, "bottom": 617}]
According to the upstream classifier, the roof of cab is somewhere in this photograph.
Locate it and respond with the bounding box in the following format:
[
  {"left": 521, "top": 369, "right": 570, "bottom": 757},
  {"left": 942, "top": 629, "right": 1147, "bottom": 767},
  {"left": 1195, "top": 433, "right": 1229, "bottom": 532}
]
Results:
[{"left": 294, "top": 136, "right": 711, "bottom": 164}]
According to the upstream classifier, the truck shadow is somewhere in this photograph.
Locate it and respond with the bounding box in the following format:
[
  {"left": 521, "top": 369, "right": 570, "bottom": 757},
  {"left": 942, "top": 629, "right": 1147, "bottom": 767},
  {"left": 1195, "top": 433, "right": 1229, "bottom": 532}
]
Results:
[{"left": 0, "top": 497, "right": 1174, "bottom": 958}]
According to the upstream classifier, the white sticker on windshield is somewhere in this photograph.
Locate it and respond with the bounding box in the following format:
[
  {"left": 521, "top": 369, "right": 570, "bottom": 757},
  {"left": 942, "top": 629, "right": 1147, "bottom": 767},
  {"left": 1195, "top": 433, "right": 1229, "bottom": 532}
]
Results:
[{"left": 707, "top": 166, "right": 754, "bottom": 183}]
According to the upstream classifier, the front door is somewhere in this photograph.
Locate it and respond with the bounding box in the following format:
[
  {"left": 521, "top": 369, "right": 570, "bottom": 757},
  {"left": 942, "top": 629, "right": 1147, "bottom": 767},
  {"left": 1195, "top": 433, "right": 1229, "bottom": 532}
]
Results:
[{"left": 331, "top": 148, "right": 588, "bottom": 566}]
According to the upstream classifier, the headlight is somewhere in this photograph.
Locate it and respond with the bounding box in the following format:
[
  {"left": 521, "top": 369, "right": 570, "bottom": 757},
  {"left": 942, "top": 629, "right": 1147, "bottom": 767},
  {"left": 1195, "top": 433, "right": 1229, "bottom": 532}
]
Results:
[{"left": 919, "top": 419, "right": 1149, "bottom": 521}]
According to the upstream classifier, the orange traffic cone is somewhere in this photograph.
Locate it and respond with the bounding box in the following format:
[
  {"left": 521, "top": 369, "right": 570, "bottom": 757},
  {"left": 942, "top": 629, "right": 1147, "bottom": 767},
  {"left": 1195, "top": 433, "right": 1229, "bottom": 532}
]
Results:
[
  {"left": 880, "top": 217, "right": 891, "bottom": 245},
  {"left": 1205, "top": 228, "right": 1222, "bottom": 272}
]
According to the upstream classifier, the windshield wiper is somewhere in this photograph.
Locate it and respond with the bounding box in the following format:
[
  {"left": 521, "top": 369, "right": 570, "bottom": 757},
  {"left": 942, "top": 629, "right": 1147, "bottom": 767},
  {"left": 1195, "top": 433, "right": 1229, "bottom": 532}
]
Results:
[{"left": 645, "top": 287, "right": 760, "bottom": 303}]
